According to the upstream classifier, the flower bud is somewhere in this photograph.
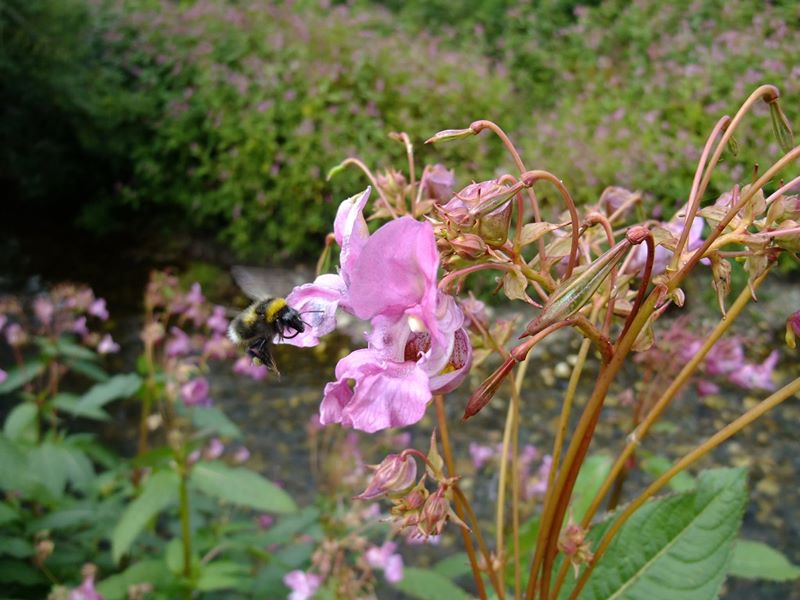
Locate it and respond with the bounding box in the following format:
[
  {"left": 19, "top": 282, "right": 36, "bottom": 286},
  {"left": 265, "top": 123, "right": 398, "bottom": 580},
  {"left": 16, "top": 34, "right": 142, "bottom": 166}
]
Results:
[
  {"left": 558, "top": 517, "right": 594, "bottom": 578},
  {"left": 354, "top": 453, "right": 417, "bottom": 500},
  {"left": 425, "top": 128, "right": 475, "bottom": 144},
  {"left": 425, "top": 164, "right": 455, "bottom": 203},
  {"left": 769, "top": 98, "right": 795, "bottom": 154},
  {"left": 773, "top": 220, "right": 800, "bottom": 252},
  {"left": 786, "top": 310, "right": 800, "bottom": 349},
  {"left": 450, "top": 234, "right": 487, "bottom": 259}
]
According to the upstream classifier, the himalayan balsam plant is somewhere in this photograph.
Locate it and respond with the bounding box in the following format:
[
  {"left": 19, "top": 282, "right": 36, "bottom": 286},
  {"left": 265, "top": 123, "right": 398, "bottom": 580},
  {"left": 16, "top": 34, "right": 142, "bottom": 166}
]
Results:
[{"left": 274, "top": 85, "right": 800, "bottom": 599}]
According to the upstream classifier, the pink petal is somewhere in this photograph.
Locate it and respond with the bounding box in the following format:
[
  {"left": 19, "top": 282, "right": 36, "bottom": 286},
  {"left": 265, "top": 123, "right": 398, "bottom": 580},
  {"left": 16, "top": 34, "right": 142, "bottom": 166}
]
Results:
[
  {"left": 283, "top": 274, "right": 346, "bottom": 347},
  {"left": 334, "top": 188, "right": 371, "bottom": 286},
  {"left": 320, "top": 349, "right": 431, "bottom": 433},
  {"left": 348, "top": 218, "right": 439, "bottom": 333}
]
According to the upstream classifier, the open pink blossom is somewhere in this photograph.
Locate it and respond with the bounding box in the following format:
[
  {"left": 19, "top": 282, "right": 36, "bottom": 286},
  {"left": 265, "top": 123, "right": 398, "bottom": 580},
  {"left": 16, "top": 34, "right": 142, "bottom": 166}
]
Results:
[
  {"left": 283, "top": 570, "right": 321, "bottom": 600},
  {"left": 88, "top": 298, "right": 109, "bottom": 321},
  {"left": 284, "top": 190, "right": 472, "bottom": 432},
  {"left": 68, "top": 566, "right": 104, "bottom": 600},
  {"left": 365, "top": 541, "right": 404, "bottom": 583},
  {"left": 97, "top": 334, "right": 120, "bottom": 354},
  {"left": 181, "top": 377, "right": 211, "bottom": 406},
  {"left": 33, "top": 297, "right": 55, "bottom": 326},
  {"left": 72, "top": 316, "right": 89, "bottom": 337},
  {"left": 705, "top": 338, "right": 745, "bottom": 375},
  {"left": 469, "top": 443, "right": 496, "bottom": 470},
  {"left": 283, "top": 274, "right": 347, "bottom": 347},
  {"left": 166, "top": 327, "right": 191, "bottom": 357},
  {"left": 321, "top": 349, "right": 431, "bottom": 433},
  {"left": 233, "top": 356, "right": 269, "bottom": 380},
  {"left": 206, "top": 305, "right": 228, "bottom": 334},
  {"left": 347, "top": 217, "right": 440, "bottom": 340},
  {"left": 334, "top": 187, "right": 371, "bottom": 286},
  {"left": 729, "top": 350, "right": 779, "bottom": 391},
  {"left": 627, "top": 207, "right": 705, "bottom": 275}
]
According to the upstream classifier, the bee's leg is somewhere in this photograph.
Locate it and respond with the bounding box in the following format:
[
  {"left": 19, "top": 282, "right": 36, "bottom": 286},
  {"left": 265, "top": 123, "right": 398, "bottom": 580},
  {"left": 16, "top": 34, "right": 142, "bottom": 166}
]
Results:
[{"left": 282, "top": 329, "right": 301, "bottom": 340}]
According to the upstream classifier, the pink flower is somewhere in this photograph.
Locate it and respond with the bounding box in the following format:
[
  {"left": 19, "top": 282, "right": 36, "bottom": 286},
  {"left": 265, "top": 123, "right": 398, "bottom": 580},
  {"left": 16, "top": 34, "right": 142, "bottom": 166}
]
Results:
[
  {"left": 705, "top": 338, "right": 745, "bottom": 375},
  {"left": 181, "top": 377, "right": 211, "bottom": 406},
  {"left": 285, "top": 190, "right": 472, "bottom": 432},
  {"left": 321, "top": 349, "right": 432, "bottom": 433},
  {"left": 232, "top": 356, "right": 269, "bottom": 380},
  {"left": 207, "top": 306, "right": 228, "bottom": 334},
  {"left": 33, "top": 297, "right": 54, "bottom": 326},
  {"left": 203, "top": 334, "right": 235, "bottom": 360},
  {"left": 183, "top": 283, "right": 205, "bottom": 325},
  {"left": 166, "top": 327, "right": 191, "bottom": 357},
  {"left": 365, "top": 541, "right": 404, "bottom": 583},
  {"left": 5, "top": 323, "right": 27, "bottom": 347},
  {"left": 233, "top": 447, "right": 251, "bottom": 463},
  {"left": 68, "top": 566, "right": 104, "bottom": 600},
  {"left": 696, "top": 380, "right": 721, "bottom": 396},
  {"left": 729, "top": 351, "right": 779, "bottom": 391},
  {"left": 283, "top": 274, "right": 347, "bottom": 348},
  {"left": 283, "top": 570, "right": 321, "bottom": 600},
  {"left": 97, "top": 334, "right": 120, "bottom": 354},
  {"left": 256, "top": 514, "right": 274, "bottom": 529},
  {"left": 72, "top": 316, "right": 89, "bottom": 337},
  {"left": 204, "top": 437, "right": 224, "bottom": 460},
  {"left": 88, "top": 298, "right": 109, "bottom": 321},
  {"left": 627, "top": 207, "right": 705, "bottom": 275},
  {"left": 469, "top": 443, "right": 495, "bottom": 469}
]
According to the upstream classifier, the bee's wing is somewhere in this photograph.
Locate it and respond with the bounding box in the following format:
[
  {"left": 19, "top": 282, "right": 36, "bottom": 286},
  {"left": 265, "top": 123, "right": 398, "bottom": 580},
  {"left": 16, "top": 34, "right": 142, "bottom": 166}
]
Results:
[{"left": 231, "top": 266, "right": 275, "bottom": 301}]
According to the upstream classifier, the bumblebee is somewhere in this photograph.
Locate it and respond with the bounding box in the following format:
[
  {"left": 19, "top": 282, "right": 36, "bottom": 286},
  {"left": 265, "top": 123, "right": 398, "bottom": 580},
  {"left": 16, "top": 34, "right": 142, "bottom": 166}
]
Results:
[{"left": 228, "top": 267, "right": 305, "bottom": 373}]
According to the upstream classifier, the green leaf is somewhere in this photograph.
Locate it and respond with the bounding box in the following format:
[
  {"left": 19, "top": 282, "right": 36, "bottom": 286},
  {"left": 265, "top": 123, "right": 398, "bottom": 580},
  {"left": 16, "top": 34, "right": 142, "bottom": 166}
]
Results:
[
  {"left": 0, "top": 362, "right": 44, "bottom": 394},
  {"left": 393, "top": 567, "right": 471, "bottom": 600},
  {"left": 0, "top": 537, "right": 33, "bottom": 558},
  {"left": 196, "top": 561, "right": 249, "bottom": 591},
  {"left": 558, "top": 467, "right": 748, "bottom": 600},
  {"left": 111, "top": 470, "right": 180, "bottom": 563},
  {"left": 3, "top": 403, "right": 38, "bottom": 443},
  {"left": 28, "top": 442, "right": 69, "bottom": 498},
  {"left": 570, "top": 454, "right": 613, "bottom": 523},
  {"left": 728, "top": 539, "right": 800, "bottom": 581},
  {"left": 191, "top": 461, "right": 296, "bottom": 514},
  {"left": 74, "top": 374, "right": 142, "bottom": 416},
  {"left": 189, "top": 406, "right": 242, "bottom": 439},
  {"left": 65, "top": 358, "right": 109, "bottom": 382},
  {"left": 54, "top": 338, "right": 98, "bottom": 361},
  {"left": 96, "top": 559, "right": 172, "bottom": 600},
  {"left": 52, "top": 393, "right": 110, "bottom": 420},
  {"left": 0, "top": 503, "right": 18, "bottom": 527},
  {"left": 433, "top": 553, "right": 472, "bottom": 578},
  {"left": 640, "top": 453, "right": 695, "bottom": 492}
]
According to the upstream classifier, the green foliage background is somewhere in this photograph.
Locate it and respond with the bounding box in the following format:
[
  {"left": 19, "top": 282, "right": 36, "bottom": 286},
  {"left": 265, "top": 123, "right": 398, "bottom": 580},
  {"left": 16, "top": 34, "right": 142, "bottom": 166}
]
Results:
[{"left": 2, "top": 0, "right": 799, "bottom": 259}]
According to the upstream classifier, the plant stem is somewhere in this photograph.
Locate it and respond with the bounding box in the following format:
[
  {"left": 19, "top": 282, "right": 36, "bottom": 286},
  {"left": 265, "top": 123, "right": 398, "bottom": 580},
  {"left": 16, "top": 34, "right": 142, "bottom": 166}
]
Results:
[
  {"left": 178, "top": 453, "right": 193, "bottom": 597},
  {"left": 433, "top": 395, "right": 492, "bottom": 600},
  {"left": 568, "top": 374, "right": 800, "bottom": 600}
]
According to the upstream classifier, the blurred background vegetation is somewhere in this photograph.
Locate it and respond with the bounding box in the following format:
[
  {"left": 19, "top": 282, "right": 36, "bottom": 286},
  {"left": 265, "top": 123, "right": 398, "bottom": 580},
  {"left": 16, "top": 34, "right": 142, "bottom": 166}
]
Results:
[{"left": 2, "top": 0, "right": 798, "bottom": 261}]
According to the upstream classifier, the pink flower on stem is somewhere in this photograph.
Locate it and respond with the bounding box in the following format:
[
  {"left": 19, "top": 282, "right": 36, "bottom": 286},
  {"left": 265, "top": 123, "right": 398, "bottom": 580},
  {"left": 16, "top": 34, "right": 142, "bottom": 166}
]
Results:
[
  {"left": 88, "top": 298, "right": 109, "bottom": 321},
  {"left": 469, "top": 443, "right": 495, "bottom": 470},
  {"left": 729, "top": 351, "right": 779, "bottom": 391},
  {"left": 786, "top": 310, "right": 800, "bottom": 348},
  {"left": 283, "top": 570, "right": 321, "bottom": 600},
  {"left": 204, "top": 437, "right": 224, "bottom": 460},
  {"left": 33, "top": 297, "right": 54, "bottom": 326},
  {"left": 705, "top": 338, "right": 745, "bottom": 375},
  {"left": 283, "top": 189, "right": 472, "bottom": 432},
  {"left": 203, "top": 334, "right": 234, "bottom": 360},
  {"left": 183, "top": 283, "right": 206, "bottom": 325},
  {"left": 97, "top": 334, "right": 120, "bottom": 354},
  {"left": 72, "top": 316, "right": 89, "bottom": 337},
  {"left": 365, "top": 541, "right": 404, "bottom": 583},
  {"left": 233, "top": 446, "right": 251, "bottom": 463},
  {"left": 181, "top": 377, "right": 211, "bottom": 406},
  {"left": 232, "top": 356, "right": 269, "bottom": 380},
  {"left": 68, "top": 564, "right": 104, "bottom": 600},
  {"left": 207, "top": 305, "right": 229, "bottom": 334},
  {"left": 166, "top": 327, "right": 191, "bottom": 357}
]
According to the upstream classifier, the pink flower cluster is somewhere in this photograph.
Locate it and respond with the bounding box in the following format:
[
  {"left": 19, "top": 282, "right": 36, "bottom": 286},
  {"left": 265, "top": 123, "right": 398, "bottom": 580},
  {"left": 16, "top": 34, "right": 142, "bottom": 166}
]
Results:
[{"left": 283, "top": 188, "right": 472, "bottom": 432}]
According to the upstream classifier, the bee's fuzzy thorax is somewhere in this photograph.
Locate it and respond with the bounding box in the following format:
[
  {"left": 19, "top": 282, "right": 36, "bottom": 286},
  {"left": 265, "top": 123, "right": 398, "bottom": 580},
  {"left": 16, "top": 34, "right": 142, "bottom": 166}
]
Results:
[{"left": 265, "top": 298, "right": 288, "bottom": 322}]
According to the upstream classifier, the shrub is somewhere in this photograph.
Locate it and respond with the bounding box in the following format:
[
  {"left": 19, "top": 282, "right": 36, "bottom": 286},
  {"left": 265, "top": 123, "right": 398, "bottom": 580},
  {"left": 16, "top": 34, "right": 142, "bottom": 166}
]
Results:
[{"left": 99, "top": 0, "right": 517, "bottom": 258}]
